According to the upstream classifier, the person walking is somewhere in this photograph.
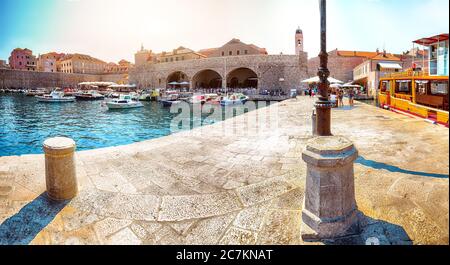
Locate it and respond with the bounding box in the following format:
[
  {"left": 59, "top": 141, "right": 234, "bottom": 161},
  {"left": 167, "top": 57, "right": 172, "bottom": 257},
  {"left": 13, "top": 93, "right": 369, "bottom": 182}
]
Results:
[
  {"left": 348, "top": 88, "right": 355, "bottom": 107},
  {"left": 338, "top": 89, "right": 344, "bottom": 107}
]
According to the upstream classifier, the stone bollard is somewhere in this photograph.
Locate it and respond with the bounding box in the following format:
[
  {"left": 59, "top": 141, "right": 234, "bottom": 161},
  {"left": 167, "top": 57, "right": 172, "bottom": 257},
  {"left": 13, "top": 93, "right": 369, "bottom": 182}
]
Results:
[
  {"left": 301, "top": 136, "right": 359, "bottom": 241},
  {"left": 43, "top": 137, "right": 78, "bottom": 201}
]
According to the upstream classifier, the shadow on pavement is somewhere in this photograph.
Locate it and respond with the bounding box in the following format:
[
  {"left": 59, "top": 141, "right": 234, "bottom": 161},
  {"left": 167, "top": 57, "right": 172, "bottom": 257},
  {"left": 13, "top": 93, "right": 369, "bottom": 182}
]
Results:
[
  {"left": 0, "top": 193, "right": 69, "bottom": 245},
  {"left": 356, "top": 156, "right": 448, "bottom": 179},
  {"left": 322, "top": 212, "right": 413, "bottom": 245}
]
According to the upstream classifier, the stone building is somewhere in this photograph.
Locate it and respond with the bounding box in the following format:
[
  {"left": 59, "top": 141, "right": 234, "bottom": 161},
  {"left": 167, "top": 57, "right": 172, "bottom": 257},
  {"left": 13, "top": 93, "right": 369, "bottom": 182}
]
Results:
[
  {"left": 0, "top": 60, "right": 9, "bottom": 69},
  {"left": 58, "top": 54, "right": 107, "bottom": 74},
  {"left": 198, "top": 38, "right": 268, "bottom": 58},
  {"left": 8, "top": 48, "right": 37, "bottom": 71},
  {"left": 131, "top": 31, "right": 308, "bottom": 93},
  {"left": 104, "top": 59, "right": 133, "bottom": 74},
  {"left": 308, "top": 50, "right": 380, "bottom": 83},
  {"left": 37, "top": 52, "right": 65, "bottom": 73},
  {"left": 134, "top": 45, "right": 206, "bottom": 66},
  {"left": 353, "top": 51, "right": 403, "bottom": 97}
]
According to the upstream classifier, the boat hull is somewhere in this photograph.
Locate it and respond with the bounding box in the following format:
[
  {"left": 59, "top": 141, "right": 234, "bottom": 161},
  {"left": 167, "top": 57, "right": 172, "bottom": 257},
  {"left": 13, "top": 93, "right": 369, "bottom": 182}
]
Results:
[
  {"left": 37, "top": 97, "right": 76, "bottom": 103},
  {"left": 106, "top": 102, "right": 144, "bottom": 109},
  {"left": 75, "top": 95, "right": 105, "bottom": 101}
]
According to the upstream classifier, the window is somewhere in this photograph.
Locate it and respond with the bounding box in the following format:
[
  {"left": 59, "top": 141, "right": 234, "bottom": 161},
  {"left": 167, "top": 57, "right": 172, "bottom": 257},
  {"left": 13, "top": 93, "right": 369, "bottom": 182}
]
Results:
[
  {"left": 431, "top": 81, "right": 448, "bottom": 95},
  {"left": 229, "top": 51, "right": 232, "bottom": 56},
  {"left": 176, "top": 57, "right": 179, "bottom": 61},
  {"left": 222, "top": 52, "right": 225, "bottom": 56},
  {"left": 245, "top": 50, "right": 248, "bottom": 55},
  {"left": 237, "top": 50, "right": 240, "bottom": 55},
  {"left": 395, "top": 80, "right": 411, "bottom": 94},
  {"left": 415, "top": 81, "right": 428, "bottom": 95},
  {"left": 181, "top": 56, "right": 185, "bottom": 60},
  {"left": 380, "top": 81, "right": 390, "bottom": 93}
]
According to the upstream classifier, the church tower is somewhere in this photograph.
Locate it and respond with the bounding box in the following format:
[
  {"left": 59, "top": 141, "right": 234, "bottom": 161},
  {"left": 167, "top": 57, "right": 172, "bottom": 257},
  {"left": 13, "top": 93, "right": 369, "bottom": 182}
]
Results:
[{"left": 295, "top": 27, "right": 304, "bottom": 55}]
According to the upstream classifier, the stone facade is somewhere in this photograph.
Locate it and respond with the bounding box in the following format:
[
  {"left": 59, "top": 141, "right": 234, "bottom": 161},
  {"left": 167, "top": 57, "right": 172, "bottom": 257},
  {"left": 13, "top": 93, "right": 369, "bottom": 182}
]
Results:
[
  {"left": 199, "top": 39, "right": 268, "bottom": 58},
  {"left": 308, "top": 50, "right": 376, "bottom": 83},
  {"left": 130, "top": 53, "right": 309, "bottom": 92},
  {"left": 0, "top": 69, "right": 124, "bottom": 89}
]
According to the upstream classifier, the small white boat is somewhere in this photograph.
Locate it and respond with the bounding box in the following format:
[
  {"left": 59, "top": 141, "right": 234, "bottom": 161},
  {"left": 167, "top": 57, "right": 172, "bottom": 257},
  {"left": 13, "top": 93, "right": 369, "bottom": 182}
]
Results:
[
  {"left": 36, "top": 91, "right": 76, "bottom": 103},
  {"left": 106, "top": 95, "right": 144, "bottom": 109},
  {"left": 220, "top": 93, "right": 249, "bottom": 106}
]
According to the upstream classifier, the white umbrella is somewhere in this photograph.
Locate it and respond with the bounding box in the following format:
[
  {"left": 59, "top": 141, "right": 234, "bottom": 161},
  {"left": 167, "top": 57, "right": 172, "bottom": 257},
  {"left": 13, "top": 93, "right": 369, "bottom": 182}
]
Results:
[
  {"left": 301, "top": 76, "right": 344, "bottom": 84},
  {"left": 330, "top": 83, "right": 342, "bottom": 88},
  {"left": 168, "top": 82, "right": 179, "bottom": 85},
  {"left": 179, "top": 81, "right": 190, "bottom": 85}
]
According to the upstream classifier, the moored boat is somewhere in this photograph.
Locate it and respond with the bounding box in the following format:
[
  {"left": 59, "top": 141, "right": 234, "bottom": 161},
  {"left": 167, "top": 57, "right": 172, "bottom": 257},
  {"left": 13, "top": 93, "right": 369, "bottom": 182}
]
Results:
[
  {"left": 106, "top": 94, "right": 144, "bottom": 109},
  {"left": 75, "top": 90, "right": 105, "bottom": 100},
  {"left": 220, "top": 93, "right": 249, "bottom": 106},
  {"left": 36, "top": 91, "right": 76, "bottom": 103}
]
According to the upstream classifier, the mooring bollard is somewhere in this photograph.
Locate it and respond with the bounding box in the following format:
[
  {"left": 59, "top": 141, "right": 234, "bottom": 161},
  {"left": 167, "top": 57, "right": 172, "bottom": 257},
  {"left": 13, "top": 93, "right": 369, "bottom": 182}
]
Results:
[{"left": 43, "top": 137, "right": 78, "bottom": 201}]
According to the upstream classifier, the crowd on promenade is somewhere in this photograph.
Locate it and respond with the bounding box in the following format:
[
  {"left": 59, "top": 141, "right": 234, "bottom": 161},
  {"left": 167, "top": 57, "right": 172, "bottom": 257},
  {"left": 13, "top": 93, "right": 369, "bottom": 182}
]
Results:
[{"left": 305, "top": 87, "right": 356, "bottom": 108}]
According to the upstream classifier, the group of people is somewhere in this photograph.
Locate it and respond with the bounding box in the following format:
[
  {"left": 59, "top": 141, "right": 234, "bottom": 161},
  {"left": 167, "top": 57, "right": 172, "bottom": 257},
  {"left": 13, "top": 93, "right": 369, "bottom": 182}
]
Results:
[
  {"left": 329, "top": 89, "right": 355, "bottom": 107},
  {"left": 307, "top": 86, "right": 355, "bottom": 108}
]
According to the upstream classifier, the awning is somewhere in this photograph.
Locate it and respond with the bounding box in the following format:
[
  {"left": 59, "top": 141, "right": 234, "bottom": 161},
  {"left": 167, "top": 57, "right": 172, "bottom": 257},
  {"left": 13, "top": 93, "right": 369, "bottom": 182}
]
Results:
[
  {"left": 413, "top": 34, "right": 449, "bottom": 46},
  {"left": 301, "top": 76, "right": 344, "bottom": 84},
  {"left": 378, "top": 62, "right": 402, "bottom": 69}
]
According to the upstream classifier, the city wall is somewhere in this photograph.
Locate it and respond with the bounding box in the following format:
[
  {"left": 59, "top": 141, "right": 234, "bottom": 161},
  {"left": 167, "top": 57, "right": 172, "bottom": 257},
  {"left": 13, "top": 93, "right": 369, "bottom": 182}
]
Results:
[{"left": 0, "top": 69, "right": 124, "bottom": 89}]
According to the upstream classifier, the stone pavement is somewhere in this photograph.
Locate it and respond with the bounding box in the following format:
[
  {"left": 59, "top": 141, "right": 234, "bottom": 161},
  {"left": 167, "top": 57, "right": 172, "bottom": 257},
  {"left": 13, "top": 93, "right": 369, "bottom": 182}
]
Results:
[{"left": 0, "top": 97, "right": 448, "bottom": 245}]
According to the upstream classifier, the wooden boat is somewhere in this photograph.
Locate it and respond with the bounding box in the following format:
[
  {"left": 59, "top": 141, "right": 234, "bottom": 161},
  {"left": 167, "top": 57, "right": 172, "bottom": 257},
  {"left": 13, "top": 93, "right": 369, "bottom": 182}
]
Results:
[
  {"left": 75, "top": 90, "right": 105, "bottom": 100},
  {"left": 220, "top": 93, "right": 249, "bottom": 106}
]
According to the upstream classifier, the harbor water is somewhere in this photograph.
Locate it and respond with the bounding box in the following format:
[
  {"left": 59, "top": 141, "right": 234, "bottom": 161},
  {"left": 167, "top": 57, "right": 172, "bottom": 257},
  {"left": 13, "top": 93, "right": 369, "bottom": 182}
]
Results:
[{"left": 0, "top": 94, "right": 269, "bottom": 156}]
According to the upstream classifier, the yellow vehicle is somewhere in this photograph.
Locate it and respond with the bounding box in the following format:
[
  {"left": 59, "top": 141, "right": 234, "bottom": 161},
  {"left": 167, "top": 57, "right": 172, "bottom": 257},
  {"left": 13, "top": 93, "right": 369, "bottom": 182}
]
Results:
[{"left": 378, "top": 70, "right": 449, "bottom": 126}]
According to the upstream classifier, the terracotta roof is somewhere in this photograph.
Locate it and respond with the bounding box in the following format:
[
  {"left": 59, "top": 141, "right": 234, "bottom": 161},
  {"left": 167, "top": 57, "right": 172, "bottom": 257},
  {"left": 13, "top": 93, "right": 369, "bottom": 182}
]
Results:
[
  {"left": 370, "top": 53, "right": 401, "bottom": 61},
  {"left": 337, "top": 50, "right": 378, "bottom": 58},
  {"left": 198, "top": 48, "right": 218, "bottom": 57},
  {"left": 59, "top": 53, "right": 106, "bottom": 64}
]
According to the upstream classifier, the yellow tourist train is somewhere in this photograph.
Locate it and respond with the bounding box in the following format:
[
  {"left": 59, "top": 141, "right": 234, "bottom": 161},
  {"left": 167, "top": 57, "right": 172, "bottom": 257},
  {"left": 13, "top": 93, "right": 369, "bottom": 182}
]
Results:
[{"left": 378, "top": 70, "right": 449, "bottom": 127}]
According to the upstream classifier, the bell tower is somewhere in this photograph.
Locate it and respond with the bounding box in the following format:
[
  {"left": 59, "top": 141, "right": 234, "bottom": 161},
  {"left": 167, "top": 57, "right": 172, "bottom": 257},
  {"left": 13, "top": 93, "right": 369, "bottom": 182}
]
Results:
[{"left": 295, "top": 27, "right": 304, "bottom": 55}]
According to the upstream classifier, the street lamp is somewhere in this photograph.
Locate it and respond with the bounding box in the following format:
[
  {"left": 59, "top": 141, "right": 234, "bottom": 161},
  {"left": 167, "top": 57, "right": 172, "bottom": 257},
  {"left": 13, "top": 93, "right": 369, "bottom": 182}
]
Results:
[{"left": 315, "top": 0, "right": 332, "bottom": 136}]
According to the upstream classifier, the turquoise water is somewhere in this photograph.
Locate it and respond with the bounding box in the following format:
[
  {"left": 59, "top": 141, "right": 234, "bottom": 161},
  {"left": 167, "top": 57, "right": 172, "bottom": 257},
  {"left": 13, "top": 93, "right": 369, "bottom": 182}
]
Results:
[{"left": 0, "top": 94, "right": 267, "bottom": 157}]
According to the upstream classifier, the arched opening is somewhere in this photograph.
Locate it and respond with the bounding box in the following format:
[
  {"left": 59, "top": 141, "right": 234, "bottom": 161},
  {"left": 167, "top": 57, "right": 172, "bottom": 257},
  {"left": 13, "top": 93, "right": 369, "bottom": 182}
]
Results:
[
  {"left": 192, "top": 69, "right": 222, "bottom": 90},
  {"left": 226, "top": 68, "right": 258, "bottom": 89},
  {"left": 167, "top": 71, "right": 189, "bottom": 90}
]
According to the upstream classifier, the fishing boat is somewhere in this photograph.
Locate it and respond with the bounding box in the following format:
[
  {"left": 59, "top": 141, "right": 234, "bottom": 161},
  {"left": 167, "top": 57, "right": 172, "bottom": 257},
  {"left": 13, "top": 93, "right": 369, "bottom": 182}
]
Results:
[
  {"left": 188, "top": 94, "right": 206, "bottom": 104},
  {"left": 139, "top": 92, "right": 152, "bottom": 101},
  {"left": 220, "top": 93, "right": 249, "bottom": 106},
  {"left": 26, "top": 88, "right": 46, "bottom": 97},
  {"left": 106, "top": 94, "right": 144, "bottom": 109},
  {"left": 75, "top": 90, "right": 105, "bottom": 101},
  {"left": 204, "top": 93, "right": 220, "bottom": 104},
  {"left": 160, "top": 94, "right": 182, "bottom": 107},
  {"left": 36, "top": 91, "right": 76, "bottom": 103}
]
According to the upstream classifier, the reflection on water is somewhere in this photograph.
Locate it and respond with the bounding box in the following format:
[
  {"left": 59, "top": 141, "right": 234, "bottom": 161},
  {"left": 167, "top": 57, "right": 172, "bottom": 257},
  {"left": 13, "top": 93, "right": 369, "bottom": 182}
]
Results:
[{"left": 0, "top": 94, "right": 269, "bottom": 156}]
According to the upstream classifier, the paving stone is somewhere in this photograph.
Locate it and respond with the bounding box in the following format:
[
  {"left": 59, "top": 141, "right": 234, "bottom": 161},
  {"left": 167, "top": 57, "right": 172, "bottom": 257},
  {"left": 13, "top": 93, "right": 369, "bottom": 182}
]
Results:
[
  {"left": 236, "top": 176, "right": 296, "bottom": 207},
  {"left": 219, "top": 227, "right": 258, "bottom": 245},
  {"left": 158, "top": 192, "right": 242, "bottom": 221},
  {"left": 107, "top": 228, "right": 141, "bottom": 245},
  {"left": 184, "top": 214, "right": 236, "bottom": 245}
]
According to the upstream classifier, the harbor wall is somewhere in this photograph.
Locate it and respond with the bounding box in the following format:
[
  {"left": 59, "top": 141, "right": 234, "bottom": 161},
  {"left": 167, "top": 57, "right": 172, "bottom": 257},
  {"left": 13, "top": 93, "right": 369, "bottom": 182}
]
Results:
[{"left": 0, "top": 69, "right": 125, "bottom": 89}]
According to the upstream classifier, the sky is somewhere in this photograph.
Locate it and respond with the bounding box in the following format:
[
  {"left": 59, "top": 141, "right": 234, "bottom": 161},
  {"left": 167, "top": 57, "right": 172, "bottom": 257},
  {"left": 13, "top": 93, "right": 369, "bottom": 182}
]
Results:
[{"left": 0, "top": 0, "right": 449, "bottom": 63}]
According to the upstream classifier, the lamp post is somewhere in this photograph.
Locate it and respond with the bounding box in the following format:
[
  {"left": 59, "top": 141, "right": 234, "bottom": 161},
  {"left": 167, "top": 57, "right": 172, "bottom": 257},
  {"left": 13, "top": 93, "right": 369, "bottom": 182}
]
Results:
[
  {"left": 315, "top": 0, "right": 332, "bottom": 136},
  {"left": 300, "top": 0, "right": 359, "bottom": 241}
]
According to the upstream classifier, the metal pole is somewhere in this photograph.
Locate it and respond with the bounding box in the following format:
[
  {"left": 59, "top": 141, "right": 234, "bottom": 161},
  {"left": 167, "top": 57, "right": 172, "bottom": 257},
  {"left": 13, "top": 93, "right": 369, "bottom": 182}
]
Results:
[{"left": 316, "top": 0, "right": 332, "bottom": 136}]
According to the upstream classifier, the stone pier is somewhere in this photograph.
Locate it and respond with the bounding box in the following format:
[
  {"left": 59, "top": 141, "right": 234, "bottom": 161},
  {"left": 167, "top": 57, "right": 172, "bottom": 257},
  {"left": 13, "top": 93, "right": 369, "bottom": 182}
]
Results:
[{"left": 0, "top": 97, "right": 448, "bottom": 245}]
